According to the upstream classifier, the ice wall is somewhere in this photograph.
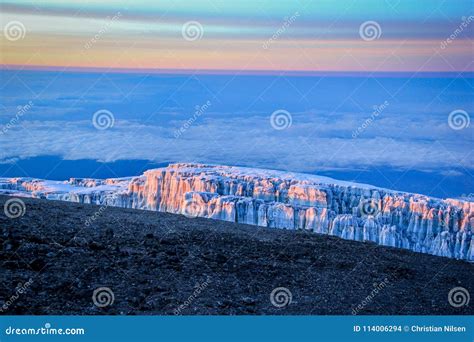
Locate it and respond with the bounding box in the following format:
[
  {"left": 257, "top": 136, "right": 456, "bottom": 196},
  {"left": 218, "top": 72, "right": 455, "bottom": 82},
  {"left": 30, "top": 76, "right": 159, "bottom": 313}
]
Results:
[{"left": 1, "top": 163, "right": 472, "bottom": 261}]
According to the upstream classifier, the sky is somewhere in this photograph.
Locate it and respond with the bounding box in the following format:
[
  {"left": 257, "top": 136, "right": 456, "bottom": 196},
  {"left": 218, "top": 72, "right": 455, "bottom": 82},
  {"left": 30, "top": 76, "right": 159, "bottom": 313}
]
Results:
[
  {"left": 1, "top": 0, "right": 473, "bottom": 72},
  {"left": 0, "top": 1, "right": 473, "bottom": 198}
]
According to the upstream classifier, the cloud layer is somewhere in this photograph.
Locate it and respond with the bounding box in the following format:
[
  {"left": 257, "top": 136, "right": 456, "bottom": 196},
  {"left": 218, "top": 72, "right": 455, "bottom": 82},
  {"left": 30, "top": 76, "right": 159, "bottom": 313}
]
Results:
[{"left": 1, "top": 111, "right": 472, "bottom": 174}]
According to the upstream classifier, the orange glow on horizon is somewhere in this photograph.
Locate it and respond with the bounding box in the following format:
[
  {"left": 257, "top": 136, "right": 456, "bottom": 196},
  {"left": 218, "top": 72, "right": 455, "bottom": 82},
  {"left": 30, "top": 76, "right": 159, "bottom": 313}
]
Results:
[{"left": 2, "top": 35, "right": 472, "bottom": 73}]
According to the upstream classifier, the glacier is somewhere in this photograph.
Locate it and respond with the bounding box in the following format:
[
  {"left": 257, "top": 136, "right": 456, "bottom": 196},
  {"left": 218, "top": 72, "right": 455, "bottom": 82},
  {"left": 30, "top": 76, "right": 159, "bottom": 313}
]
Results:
[{"left": 1, "top": 162, "right": 473, "bottom": 261}]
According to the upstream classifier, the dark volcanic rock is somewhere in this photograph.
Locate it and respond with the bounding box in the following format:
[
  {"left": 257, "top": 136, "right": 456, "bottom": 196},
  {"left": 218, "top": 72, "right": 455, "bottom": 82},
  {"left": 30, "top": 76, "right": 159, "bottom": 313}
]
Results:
[{"left": 0, "top": 195, "right": 472, "bottom": 315}]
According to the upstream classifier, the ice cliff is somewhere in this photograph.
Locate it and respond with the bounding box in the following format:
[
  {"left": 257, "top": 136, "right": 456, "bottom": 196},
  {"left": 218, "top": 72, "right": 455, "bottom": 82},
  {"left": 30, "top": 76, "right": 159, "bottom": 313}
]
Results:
[{"left": 1, "top": 163, "right": 473, "bottom": 261}]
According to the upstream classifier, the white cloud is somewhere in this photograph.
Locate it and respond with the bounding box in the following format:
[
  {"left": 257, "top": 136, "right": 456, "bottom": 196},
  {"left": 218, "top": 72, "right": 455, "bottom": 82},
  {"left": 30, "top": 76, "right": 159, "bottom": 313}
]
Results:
[{"left": 1, "top": 112, "right": 472, "bottom": 175}]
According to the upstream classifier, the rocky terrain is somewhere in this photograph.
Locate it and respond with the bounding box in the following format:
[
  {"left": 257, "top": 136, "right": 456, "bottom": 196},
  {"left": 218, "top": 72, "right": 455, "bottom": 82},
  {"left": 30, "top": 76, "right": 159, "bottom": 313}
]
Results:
[{"left": 0, "top": 195, "right": 472, "bottom": 315}]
